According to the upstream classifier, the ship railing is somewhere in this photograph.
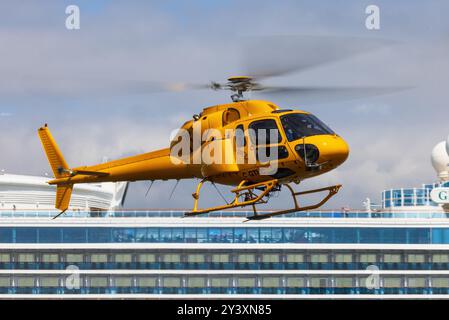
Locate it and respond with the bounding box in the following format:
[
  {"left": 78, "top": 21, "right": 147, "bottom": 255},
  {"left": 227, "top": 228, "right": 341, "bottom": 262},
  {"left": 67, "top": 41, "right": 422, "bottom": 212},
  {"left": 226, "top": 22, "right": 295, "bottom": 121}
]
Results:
[{"left": 0, "top": 210, "right": 447, "bottom": 219}]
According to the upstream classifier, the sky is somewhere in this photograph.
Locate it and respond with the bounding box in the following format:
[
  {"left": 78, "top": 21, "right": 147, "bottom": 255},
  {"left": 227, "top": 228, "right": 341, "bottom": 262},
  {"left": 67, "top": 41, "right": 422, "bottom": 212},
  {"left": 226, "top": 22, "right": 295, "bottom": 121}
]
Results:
[{"left": 0, "top": 0, "right": 448, "bottom": 210}]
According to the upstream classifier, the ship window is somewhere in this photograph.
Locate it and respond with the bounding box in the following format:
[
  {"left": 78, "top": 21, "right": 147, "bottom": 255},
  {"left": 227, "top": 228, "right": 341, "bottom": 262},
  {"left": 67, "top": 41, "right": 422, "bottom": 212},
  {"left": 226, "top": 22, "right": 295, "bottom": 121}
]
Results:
[
  {"left": 0, "top": 277, "right": 10, "bottom": 287},
  {"left": 115, "top": 254, "right": 132, "bottom": 263},
  {"left": 16, "top": 277, "right": 34, "bottom": 287},
  {"left": 335, "top": 254, "right": 353, "bottom": 263},
  {"left": 359, "top": 254, "right": 377, "bottom": 263},
  {"left": 286, "top": 277, "right": 305, "bottom": 287},
  {"left": 432, "top": 254, "right": 449, "bottom": 263},
  {"left": 222, "top": 108, "right": 240, "bottom": 126},
  {"left": 211, "top": 254, "right": 229, "bottom": 263},
  {"left": 236, "top": 277, "right": 256, "bottom": 287},
  {"left": 39, "top": 228, "right": 61, "bottom": 243},
  {"left": 90, "top": 276, "right": 108, "bottom": 287},
  {"left": 310, "top": 277, "right": 329, "bottom": 288},
  {"left": 0, "top": 254, "right": 10, "bottom": 262},
  {"left": 237, "top": 254, "right": 256, "bottom": 263},
  {"left": 137, "top": 277, "right": 157, "bottom": 287},
  {"left": 383, "top": 254, "right": 401, "bottom": 263},
  {"left": 42, "top": 254, "right": 59, "bottom": 263},
  {"left": 63, "top": 228, "right": 86, "bottom": 243},
  {"left": 187, "top": 254, "right": 205, "bottom": 263},
  {"left": 334, "top": 277, "right": 353, "bottom": 288},
  {"left": 17, "top": 253, "right": 34, "bottom": 263},
  {"left": 286, "top": 254, "right": 304, "bottom": 263},
  {"left": 310, "top": 254, "right": 328, "bottom": 263},
  {"left": 210, "top": 277, "right": 230, "bottom": 287},
  {"left": 138, "top": 254, "right": 156, "bottom": 263},
  {"left": 88, "top": 228, "right": 111, "bottom": 243},
  {"left": 408, "top": 277, "right": 426, "bottom": 288},
  {"left": 261, "top": 277, "right": 280, "bottom": 288},
  {"left": 408, "top": 254, "right": 425, "bottom": 263},
  {"left": 66, "top": 254, "right": 83, "bottom": 263},
  {"left": 115, "top": 277, "right": 133, "bottom": 287},
  {"left": 249, "top": 119, "right": 282, "bottom": 145},
  {"left": 162, "top": 254, "right": 181, "bottom": 263},
  {"left": 90, "top": 254, "right": 108, "bottom": 263},
  {"left": 16, "top": 228, "right": 37, "bottom": 243},
  {"left": 163, "top": 277, "right": 181, "bottom": 288},
  {"left": 187, "top": 277, "right": 206, "bottom": 288},
  {"left": 383, "top": 277, "right": 402, "bottom": 288},
  {"left": 40, "top": 277, "right": 60, "bottom": 287},
  {"left": 261, "top": 254, "right": 280, "bottom": 263},
  {"left": 432, "top": 277, "right": 449, "bottom": 288}
]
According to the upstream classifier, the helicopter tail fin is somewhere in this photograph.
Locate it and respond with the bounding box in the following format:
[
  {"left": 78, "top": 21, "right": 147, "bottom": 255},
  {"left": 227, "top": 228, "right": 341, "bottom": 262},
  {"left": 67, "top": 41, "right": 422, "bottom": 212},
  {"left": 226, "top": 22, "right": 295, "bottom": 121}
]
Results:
[
  {"left": 38, "top": 124, "right": 70, "bottom": 179},
  {"left": 38, "top": 124, "right": 74, "bottom": 215}
]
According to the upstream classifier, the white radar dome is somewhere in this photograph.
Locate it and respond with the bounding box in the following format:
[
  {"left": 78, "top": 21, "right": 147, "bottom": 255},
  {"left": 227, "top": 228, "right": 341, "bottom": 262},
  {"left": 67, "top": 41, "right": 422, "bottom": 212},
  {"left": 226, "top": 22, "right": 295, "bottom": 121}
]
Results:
[
  {"left": 431, "top": 141, "right": 449, "bottom": 181},
  {"left": 446, "top": 134, "right": 449, "bottom": 156}
]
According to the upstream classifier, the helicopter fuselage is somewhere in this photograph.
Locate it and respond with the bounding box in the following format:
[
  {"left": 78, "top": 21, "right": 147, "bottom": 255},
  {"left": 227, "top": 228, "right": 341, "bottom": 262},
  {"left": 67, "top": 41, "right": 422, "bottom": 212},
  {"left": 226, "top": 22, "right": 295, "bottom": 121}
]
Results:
[{"left": 45, "top": 100, "right": 349, "bottom": 189}]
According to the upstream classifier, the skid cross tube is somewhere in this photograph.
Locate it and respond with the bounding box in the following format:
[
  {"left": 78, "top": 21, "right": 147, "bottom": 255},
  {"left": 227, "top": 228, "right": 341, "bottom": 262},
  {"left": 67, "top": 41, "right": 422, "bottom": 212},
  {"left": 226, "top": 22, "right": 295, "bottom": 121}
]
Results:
[
  {"left": 246, "top": 184, "right": 342, "bottom": 220},
  {"left": 185, "top": 179, "right": 278, "bottom": 216}
]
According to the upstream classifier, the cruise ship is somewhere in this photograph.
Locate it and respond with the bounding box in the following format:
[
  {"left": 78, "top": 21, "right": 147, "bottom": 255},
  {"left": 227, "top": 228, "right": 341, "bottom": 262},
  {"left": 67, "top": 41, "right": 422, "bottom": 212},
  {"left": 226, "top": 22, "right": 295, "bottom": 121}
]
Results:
[{"left": 0, "top": 138, "right": 448, "bottom": 299}]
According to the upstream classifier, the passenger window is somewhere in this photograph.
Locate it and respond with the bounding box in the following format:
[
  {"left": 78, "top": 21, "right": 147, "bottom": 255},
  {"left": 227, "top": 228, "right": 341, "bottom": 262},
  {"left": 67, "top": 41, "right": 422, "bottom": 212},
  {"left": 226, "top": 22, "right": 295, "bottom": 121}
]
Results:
[
  {"left": 222, "top": 108, "right": 240, "bottom": 126},
  {"left": 248, "top": 119, "right": 282, "bottom": 145}
]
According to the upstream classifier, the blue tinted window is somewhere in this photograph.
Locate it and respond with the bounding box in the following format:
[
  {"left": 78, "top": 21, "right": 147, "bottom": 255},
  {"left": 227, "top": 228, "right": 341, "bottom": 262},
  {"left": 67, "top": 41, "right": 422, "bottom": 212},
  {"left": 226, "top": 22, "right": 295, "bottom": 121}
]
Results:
[
  {"left": 392, "top": 190, "right": 402, "bottom": 198},
  {"left": 333, "top": 228, "right": 357, "bottom": 243},
  {"left": 234, "top": 228, "right": 247, "bottom": 243},
  {"left": 381, "top": 228, "right": 406, "bottom": 243},
  {"left": 432, "top": 228, "right": 449, "bottom": 244},
  {"left": 87, "top": 228, "right": 111, "bottom": 243},
  {"left": 359, "top": 228, "right": 381, "bottom": 243},
  {"left": 173, "top": 229, "right": 184, "bottom": 242},
  {"left": 135, "top": 228, "right": 148, "bottom": 242},
  {"left": 160, "top": 228, "right": 172, "bottom": 242},
  {"left": 247, "top": 228, "right": 259, "bottom": 243},
  {"left": 147, "top": 228, "right": 159, "bottom": 242},
  {"left": 260, "top": 228, "right": 272, "bottom": 243},
  {"left": 112, "top": 228, "right": 135, "bottom": 242},
  {"left": 196, "top": 228, "right": 207, "bottom": 243},
  {"left": 208, "top": 228, "right": 222, "bottom": 243},
  {"left": 184, "top": 228, "right": 197, "bottom": 243},
  {"left": 16, "top": 228, "right": 38, "bottom": 243},
  {"left": 272, "top": 228, "right": 283, "bottom": 243},
  {"left": 221, "top": 228, "right": 233, "bottom": 243},
  {"left": 0, "top": 228, "right": 13, "bottom": 243},
  {"left": 63, "top": 228, "right": 87, "bottom": 243},
  {"left": 409, "top": 228, "right": 430, "bottom": 244},
  {"left": 39, "top": 228, "right": 62, "bottom": 243}
]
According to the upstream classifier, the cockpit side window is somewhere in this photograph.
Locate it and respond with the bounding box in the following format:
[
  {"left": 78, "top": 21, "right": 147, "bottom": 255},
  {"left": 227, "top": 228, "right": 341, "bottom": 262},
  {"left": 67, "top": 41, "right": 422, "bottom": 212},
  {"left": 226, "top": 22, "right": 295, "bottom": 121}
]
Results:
[
  {"left": 281, "top": 113, "right": 334, "bottom": 141},
  {"left": 248, "top": 119, "right": 282, "bottom": 145},
  {"left": 235, "top": 124, "right": 246, "bottom": 147}
]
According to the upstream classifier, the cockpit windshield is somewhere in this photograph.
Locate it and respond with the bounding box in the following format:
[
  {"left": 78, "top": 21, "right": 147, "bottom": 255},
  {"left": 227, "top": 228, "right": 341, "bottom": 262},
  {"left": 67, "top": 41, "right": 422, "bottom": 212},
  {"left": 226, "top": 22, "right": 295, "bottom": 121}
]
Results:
[{"left": 280, "top": 113, "right": 335, "bottom": 141}]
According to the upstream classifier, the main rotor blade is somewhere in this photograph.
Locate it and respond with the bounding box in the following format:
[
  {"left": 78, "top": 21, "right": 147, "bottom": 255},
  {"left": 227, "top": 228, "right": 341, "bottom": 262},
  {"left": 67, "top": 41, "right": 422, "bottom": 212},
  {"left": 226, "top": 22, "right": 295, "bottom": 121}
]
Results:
[
  {"left": 242, "top": 35, "right": 396, "bottom": 80},
  {"left": 255, "top": 85, "right": 412, "bottom": 104}
]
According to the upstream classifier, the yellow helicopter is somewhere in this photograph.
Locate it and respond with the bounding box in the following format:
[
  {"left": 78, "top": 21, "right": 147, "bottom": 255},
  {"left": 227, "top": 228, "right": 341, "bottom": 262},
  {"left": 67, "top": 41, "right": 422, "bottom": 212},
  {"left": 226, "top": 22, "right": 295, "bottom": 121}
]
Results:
[
  {"left": 38, "top": 75, "right": 350, "bottom": 220},
  {"left": 37, "top": 36, "right": 405, "bottom": 219}
]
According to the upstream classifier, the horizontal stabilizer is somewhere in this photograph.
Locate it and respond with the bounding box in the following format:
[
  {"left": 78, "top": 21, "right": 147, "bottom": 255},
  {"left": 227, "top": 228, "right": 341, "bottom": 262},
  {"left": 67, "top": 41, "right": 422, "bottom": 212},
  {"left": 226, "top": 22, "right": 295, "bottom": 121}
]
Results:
[{"left": 72, "top": 169, "right": 109, "bottom": 177}]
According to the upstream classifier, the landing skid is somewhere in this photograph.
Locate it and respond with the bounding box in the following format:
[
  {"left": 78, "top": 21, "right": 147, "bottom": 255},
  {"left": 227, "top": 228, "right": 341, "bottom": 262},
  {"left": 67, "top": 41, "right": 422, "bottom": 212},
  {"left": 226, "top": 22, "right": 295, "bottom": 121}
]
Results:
[{"left": 184, "top": 178, "right": 341, "bottom": 220}]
